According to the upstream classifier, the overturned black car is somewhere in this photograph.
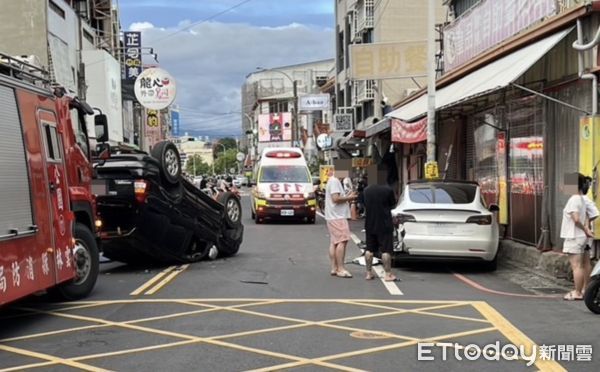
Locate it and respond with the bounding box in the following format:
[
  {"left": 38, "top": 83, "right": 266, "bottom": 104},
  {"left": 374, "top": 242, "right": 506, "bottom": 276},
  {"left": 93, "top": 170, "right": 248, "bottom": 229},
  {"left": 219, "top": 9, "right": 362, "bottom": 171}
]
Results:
[{"left": 93, "top": 141, "right": 243, "bottom": 264}]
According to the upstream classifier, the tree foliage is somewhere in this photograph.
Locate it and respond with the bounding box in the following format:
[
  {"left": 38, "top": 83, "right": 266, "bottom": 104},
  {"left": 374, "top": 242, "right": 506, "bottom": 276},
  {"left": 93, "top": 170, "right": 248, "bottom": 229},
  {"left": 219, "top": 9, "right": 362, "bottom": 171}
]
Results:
[
  {"left": 213, "top": 148, "right": 238, "bottom": 175},
  {"left": 185, "top": 154, "right": 211, "bottom": 176},
  {"left": 213, "top": 137, "right": 238, "bottom": 157}
]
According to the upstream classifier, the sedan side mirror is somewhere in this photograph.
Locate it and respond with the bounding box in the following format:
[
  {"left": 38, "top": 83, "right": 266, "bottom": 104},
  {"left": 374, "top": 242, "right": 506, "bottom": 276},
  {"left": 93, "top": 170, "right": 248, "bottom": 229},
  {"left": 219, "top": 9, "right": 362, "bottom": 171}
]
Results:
[{"left": 488, "top": 204, "right": 500, "bottom": 212}]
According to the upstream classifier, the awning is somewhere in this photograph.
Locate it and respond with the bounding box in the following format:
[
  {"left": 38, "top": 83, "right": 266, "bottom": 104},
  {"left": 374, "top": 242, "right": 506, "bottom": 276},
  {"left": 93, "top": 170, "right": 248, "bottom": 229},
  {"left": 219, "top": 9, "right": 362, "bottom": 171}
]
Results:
[
  {"left": 365, "top": 117, "right": 391, "bottom": 137},
  {"left": 387, "top": 28, "right": 573, "bottom": 122}
]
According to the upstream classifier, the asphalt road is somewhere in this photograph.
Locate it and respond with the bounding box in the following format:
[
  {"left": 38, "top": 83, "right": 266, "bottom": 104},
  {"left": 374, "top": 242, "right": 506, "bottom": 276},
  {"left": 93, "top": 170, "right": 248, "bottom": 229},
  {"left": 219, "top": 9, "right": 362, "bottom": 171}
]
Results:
[{"left": 2, "top": 193, "right": 600, "bottom": 371}]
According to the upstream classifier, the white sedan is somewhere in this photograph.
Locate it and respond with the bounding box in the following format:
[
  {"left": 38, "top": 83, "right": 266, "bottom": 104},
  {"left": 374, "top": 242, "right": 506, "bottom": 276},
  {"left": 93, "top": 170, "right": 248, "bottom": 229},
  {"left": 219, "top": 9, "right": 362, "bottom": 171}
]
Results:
[{"left": 392, "top": 181, "right": 499, "bottom": 270}]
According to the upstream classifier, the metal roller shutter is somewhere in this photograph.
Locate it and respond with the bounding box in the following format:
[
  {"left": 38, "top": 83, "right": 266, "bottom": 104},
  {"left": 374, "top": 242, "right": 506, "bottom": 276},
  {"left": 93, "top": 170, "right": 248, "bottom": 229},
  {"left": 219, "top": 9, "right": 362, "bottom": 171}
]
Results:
[{"left": 0, "top": 85, "right": 34, "bottom": 236}]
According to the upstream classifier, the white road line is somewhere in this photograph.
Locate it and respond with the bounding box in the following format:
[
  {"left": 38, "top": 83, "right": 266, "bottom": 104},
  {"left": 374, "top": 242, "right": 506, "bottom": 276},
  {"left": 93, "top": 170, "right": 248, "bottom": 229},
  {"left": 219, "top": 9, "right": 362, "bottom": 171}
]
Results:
[{"left": 350, "top": 233, "right": 403, "bottom": 296}]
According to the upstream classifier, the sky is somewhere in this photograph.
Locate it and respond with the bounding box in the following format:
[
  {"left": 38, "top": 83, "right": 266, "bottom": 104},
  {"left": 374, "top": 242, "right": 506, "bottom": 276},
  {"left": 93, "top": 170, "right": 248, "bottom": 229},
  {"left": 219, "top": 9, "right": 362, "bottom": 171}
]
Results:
[{"left": 118, "top": 0, "right": 335, "bottom": 139}]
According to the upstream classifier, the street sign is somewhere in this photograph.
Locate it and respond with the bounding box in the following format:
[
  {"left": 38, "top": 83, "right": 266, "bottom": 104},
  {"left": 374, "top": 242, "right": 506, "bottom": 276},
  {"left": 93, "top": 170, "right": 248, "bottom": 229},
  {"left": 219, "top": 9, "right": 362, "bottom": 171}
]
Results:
[
  {"left": 134, "top": 68, "right": 177, "bottom": 110},
  {"left": 236, "top": 152, "right": 245, "bottom": 162},
  {"left": 316, "top": 134, "right": 333, "bottom": 150},
  {"left": 334, "top": 114, "right": 353, "bottom": 132}
]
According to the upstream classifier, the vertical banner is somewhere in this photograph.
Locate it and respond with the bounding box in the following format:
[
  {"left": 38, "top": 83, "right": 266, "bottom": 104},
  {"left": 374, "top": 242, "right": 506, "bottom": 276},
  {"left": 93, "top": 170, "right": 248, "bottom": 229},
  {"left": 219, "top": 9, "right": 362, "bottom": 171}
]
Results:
[
  {"left": 171, "top": 110, "right": 180, "bottom": 137},
  {"left": 497, "top": 132, "right": 508, "bottom": 225},
  {"left": 123, "top": 31, "right": 142, "bottom": 80}
]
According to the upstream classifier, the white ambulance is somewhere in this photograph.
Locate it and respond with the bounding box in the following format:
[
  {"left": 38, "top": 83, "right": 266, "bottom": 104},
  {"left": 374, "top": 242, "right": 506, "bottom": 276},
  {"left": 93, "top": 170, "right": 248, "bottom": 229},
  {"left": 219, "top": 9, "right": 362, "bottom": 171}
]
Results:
[{"left": 250, "top": 148, "right": 318, "bottom": 224}]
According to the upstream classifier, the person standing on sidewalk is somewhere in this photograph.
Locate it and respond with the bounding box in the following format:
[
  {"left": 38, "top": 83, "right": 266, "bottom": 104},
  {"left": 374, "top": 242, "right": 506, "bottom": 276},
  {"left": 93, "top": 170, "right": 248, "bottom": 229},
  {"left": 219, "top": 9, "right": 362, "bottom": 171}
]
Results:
[
  {"left": 561, "top": 173, "right": 595, "bottom": 300},
  {"left": 363, "top": 183, "right": 397, "bottom": 281},
  {"left": 325, "top": 170, "right": 357, "bottom": 278}
]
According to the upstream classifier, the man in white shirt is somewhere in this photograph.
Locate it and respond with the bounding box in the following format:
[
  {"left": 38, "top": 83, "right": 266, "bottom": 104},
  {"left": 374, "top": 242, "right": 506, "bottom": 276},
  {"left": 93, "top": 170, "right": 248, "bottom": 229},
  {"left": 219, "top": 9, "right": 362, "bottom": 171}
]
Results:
[
  {"left": 325, "top": 170, "right": 357, "bottom": 278},
  {"left": 561, "top": 173, "right": 595, "bottom": 300}
]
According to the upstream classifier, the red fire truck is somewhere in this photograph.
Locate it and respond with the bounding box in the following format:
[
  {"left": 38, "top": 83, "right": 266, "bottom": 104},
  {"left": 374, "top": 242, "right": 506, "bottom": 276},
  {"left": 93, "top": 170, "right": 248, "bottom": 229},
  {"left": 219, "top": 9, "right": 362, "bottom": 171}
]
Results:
[{"left": 0, "top": 53, "right": 105, "bottom": 305}]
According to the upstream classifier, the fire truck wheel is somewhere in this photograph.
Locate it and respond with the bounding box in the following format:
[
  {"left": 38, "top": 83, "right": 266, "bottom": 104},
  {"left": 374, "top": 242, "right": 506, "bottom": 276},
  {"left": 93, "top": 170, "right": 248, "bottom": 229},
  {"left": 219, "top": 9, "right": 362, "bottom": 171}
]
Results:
[
  {"left": 57, "top": 223, "right": 99, "bottom": 300},
  {"left": 151, "top": 141, "right": 181, "bottom": 186}
]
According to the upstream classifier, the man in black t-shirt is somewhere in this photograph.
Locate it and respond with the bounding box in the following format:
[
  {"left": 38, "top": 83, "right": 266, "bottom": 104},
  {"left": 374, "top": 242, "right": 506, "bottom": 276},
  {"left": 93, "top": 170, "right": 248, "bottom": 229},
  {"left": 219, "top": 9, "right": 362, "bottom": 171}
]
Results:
[{"left": 363, "top": 183, "right": 397, "bottom": 281}]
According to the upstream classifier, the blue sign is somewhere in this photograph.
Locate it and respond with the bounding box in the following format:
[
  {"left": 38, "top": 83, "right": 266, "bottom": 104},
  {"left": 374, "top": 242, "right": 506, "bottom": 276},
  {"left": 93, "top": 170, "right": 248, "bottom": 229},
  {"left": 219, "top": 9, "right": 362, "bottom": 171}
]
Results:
[
  {"left": 171, "top": 110, "right": 180, "bottom": 136},
  {"left": 123, "top": 31, "right": 142, "bottom": 80}
]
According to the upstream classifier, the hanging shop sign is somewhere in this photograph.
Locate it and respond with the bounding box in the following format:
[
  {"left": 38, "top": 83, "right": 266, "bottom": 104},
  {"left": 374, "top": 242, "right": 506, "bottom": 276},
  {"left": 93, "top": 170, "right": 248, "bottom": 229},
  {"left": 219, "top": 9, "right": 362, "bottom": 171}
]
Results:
[
  {"left": 298, "top": 94, "right": 330, "bottom": 111},
  {"left": 258, "top": 112, "right": 292, "bottom": 142},
  {"left": 316, "top": 134, "right": 333, "bottom": 150},
  {"left": 134, "top": 67, "right": 177, "bottom": 110},
  {"left": 391, "top": 117, "right": 427, "bottom": 144},
  {"left": 123, "top": 31, "right": 142, "bottom": 80}
]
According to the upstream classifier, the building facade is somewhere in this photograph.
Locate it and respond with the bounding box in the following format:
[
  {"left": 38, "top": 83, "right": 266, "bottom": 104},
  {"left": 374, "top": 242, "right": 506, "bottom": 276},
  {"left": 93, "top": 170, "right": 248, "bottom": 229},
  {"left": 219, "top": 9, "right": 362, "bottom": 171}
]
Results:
[
  {"left": 387, "top": 0, "right": 600, "bottom": 249},
  {"left": 241, "top": 59, "right": 335, "bottom": 164},
  {"left": 0, "top": 0, "right": 124, "bottom": 144}
]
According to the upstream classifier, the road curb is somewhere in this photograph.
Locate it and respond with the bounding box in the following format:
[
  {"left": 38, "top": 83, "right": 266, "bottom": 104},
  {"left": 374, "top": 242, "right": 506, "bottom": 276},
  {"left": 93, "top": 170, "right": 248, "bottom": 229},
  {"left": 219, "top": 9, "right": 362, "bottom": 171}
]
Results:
[{"left": 498, "top": 239, "right": 573, "bottom": 282}]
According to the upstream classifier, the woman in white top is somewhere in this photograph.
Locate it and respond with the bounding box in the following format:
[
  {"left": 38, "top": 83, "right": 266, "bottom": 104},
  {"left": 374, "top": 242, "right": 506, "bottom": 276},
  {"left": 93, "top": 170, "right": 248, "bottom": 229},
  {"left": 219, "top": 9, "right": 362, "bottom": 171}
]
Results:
[{"left": 561, "top": 173, "right": 595, "bottom": 300}]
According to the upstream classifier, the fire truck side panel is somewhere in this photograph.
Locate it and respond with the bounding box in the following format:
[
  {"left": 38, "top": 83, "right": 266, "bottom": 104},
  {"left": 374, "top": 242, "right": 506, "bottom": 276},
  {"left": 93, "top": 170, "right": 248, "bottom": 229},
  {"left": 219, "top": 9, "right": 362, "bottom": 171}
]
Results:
[{"left": 35, "top": 106, "right": 76, "bottom": 286}]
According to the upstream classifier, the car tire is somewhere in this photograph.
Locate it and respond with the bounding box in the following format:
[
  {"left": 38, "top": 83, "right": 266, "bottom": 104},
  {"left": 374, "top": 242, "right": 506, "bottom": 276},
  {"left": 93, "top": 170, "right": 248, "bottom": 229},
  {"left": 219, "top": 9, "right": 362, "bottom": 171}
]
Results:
[
  {"left": 151, "top": 141, "right": 181, "bottom": 186},
  {"left": 56, "top": 223, "right": 99, "bottom": 300},
  {"left": 482, "top": 253, "right": 498, "bottom": 272},
  {"left": 255, "top": 213, "right": 262, "bottom": 224},
  {"left": 218, "top": 226, "right": 243, "bottom": 257},
  {"left": 217, "top": 192, "right": 242, "bottom": 229}
]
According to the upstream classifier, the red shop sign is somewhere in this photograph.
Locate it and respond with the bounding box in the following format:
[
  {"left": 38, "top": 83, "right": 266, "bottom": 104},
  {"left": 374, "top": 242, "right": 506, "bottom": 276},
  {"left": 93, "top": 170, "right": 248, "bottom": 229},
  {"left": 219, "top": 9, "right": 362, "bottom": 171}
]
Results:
[{"left": 391, "top": 117, "right": 427, "bottom": 144}]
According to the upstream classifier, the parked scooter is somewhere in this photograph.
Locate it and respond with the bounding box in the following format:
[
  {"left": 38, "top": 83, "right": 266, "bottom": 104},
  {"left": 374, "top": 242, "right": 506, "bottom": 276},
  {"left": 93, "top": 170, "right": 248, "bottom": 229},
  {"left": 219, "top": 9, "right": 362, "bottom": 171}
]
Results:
[{"left": 584, "top": 259, "right": 600, "bottom": 313}]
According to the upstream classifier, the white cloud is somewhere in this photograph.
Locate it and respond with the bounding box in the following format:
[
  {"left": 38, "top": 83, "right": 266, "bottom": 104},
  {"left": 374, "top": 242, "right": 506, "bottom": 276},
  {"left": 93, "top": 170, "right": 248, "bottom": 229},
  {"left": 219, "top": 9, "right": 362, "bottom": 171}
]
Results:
[
  {"left": 130, "top": 21, "right": 334, "bottom": 137},
  {"left": 129, "top": 21, "right": 156, "bottom": 32}
]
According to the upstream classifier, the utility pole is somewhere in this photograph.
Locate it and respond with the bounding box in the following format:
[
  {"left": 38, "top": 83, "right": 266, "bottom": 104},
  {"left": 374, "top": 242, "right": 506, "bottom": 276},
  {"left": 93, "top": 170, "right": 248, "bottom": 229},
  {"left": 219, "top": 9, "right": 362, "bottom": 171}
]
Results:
[
  {"left": 293, "top": 80, "right": 298, "bottom": 147},
  {"left": 425, "top": 0, "right": 438, "bottom": 179}
]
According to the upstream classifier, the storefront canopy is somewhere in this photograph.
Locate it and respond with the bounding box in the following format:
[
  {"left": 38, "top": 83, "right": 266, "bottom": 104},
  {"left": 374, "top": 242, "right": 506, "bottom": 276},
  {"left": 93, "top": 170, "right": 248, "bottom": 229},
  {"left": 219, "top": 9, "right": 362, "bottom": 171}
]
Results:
[{"left": 387, "top": 28, "right": 573, "bottom": 122}]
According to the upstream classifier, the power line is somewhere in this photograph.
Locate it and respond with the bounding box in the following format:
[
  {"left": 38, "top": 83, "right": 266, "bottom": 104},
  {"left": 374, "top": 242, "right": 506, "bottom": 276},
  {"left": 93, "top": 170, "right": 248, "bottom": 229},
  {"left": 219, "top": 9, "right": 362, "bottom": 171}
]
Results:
[{"left": 148, "top": 0, "right": 254, "bottom": 45}]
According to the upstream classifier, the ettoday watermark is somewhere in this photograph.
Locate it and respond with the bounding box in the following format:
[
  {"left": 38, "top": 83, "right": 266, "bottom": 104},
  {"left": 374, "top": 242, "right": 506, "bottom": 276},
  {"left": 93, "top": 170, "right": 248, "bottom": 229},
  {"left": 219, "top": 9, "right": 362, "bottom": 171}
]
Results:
[{"left": 417, "top": 342, "right": 592, "bottom": 366}]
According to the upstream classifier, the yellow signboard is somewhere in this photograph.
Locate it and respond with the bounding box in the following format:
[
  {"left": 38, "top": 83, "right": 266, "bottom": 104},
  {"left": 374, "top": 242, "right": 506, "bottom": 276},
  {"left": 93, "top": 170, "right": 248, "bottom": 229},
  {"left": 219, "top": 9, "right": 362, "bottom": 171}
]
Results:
[
  {"left": 424, "top": 161, "right": 439, "bottom": 180},
  {"left": 579, "top": 116, "right": 600, "bottom": 238},
  {"left": 350, "top": 41, "right": 427, "bottom": 80},
  {"left": 320, "top": 165, "right": 334, "bottom": 189}
]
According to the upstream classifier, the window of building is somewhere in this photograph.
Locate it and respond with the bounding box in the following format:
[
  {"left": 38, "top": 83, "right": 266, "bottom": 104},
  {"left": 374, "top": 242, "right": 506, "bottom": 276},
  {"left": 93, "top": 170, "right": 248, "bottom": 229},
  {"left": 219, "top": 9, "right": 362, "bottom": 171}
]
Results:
[
  {"left": 268, "top": 101, "right": 289, "bottom": 113},
  {"left": 49, "top": 0, "right": 66, "bottom": 18},
  {"left": 450, "top": 0, "right": 479, "bottom": 18},
  {"left": 83, "top": 29, "right": 95, "bottom": 44}
]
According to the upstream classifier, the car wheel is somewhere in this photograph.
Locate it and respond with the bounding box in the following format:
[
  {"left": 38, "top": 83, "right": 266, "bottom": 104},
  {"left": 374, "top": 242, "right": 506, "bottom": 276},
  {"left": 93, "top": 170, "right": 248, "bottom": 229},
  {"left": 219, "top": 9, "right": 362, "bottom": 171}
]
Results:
[
  {"left": 482, "top": 253, "right": 498, "bottom": 272},
  {"left": 56, "top": 223, "right": 99, "bottom": 300},
  {"left": 217, "top": 192, "right": 242, "bottom": 229},
  {"left": 218, "top": 226, "right": 243, "bottom": 257},
  {"left": 182, "top": 237, "right": 210, "bottom": 263},
  {"left": 584, "top": 278, "right": 600, "bottom": 314},
  {"left": 151, "top": 141, "right": 181, "bottom": 186},
  {"left": 255, "top": 213, "right": 262, "bottom": 224}
]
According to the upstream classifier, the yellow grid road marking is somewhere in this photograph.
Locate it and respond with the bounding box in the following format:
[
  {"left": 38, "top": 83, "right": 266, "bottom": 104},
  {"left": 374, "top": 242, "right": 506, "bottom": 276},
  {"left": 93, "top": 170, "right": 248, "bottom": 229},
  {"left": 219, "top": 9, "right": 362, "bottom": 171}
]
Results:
[
  {"left": 474, "top": 302, "right": 567, "bottom": 372},
  {"left": 2, "top": 299, "right": 564, "bottom": 372},
  {"left": 0, "top": 344, "right": 109, "bottom": 372}
]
